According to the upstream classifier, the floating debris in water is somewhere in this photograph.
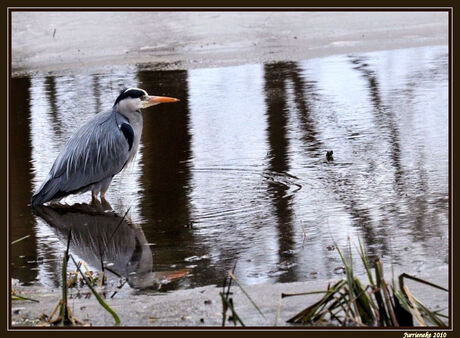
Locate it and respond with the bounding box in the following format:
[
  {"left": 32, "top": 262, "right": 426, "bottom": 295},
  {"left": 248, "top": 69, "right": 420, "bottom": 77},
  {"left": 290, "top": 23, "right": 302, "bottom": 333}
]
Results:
[
  {"left": 278, "top": 261, "right": 298, "bottom": 270},
  {"left": 326, "top": 150, "right": 334, "bottom": 161},
  {"left": 333, "top": 266, "right": 345, "bottom": 274},
  {"left": 267, "top": 270, "right": 288, "bottom": 277},
  {"left": 184, "top": 254, "right": 209, "bottom": 262}
]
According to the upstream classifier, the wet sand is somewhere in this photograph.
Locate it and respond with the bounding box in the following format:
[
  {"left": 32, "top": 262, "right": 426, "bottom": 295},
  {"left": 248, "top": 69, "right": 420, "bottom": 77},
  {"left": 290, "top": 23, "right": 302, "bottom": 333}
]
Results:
[
  {"left": 11, "top": 265, "right": 448, "bottom": 327},
  {"left": 12, "top": 11, "right": 448, "bottom": 76}
]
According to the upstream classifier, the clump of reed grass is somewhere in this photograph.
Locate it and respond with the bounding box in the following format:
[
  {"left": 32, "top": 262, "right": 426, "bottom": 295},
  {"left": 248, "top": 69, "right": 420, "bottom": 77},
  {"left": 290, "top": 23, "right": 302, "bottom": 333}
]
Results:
[{"left": 285, "top": 240, "right": 448, "bottom": 327}]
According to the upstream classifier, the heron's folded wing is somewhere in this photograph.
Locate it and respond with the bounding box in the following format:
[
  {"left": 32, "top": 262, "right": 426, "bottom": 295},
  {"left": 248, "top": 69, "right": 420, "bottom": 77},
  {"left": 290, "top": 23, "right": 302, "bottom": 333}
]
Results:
[{"left": 49, "top": 112, "right": 131, "bottom": 194}]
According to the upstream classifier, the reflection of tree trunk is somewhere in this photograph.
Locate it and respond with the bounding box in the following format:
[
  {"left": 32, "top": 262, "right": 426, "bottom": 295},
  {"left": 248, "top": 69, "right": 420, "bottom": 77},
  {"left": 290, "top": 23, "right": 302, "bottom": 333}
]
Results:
[
  {"left": 44, "top": 76, "right": 63, "bottom": 137},
  {"left": 266, "top": 61, "right": 386, "bottom": 256},
  {"left": 136, "top": 69, "right": 207, "bottom": 286},
  {"left": 298, "top": 60, "right": 384, "bottom": 253},
  {"left": 10, "top": 76, "right": 38, "bottom": 284},
  {"left": 287, "top": 63, "right": 321, "bottom": 155},
  {"left": 264, "top": 63, "right": 296, "bottom": 282},
  {"left": 349, "top": 57, "right": 404, "bottom": 191},
  {"left": 137, "top": 70, "right": 192, "bottom": 230},
  {"left": 92, "top": 74, "right": 102, "bottom": 113},
  {"left": 351, "top": 56, "right": 443, "bottom": 241}
]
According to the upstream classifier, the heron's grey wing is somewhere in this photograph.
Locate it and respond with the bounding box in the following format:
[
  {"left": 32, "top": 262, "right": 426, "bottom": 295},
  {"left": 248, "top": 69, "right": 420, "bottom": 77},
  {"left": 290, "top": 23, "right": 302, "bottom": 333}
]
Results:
[{"left": 32, "top": 111, "right": 131, "bottom": 204}]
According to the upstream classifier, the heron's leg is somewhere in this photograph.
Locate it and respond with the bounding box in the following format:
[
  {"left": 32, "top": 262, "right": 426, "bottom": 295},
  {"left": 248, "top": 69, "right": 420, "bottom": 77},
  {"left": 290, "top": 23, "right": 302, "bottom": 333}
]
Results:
[
  {"left": 91, "top": 190, "right": 100, "bottom": 205},
  {"left": 99, "top": 177, "right": 113, "bottom": 204}
]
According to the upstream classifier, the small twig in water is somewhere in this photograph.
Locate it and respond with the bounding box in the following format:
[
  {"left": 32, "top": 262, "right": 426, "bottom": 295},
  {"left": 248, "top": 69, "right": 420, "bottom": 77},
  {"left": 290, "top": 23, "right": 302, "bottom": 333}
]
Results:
[{"left": 299, "top": 221, "right": 307, "bottom": 246}]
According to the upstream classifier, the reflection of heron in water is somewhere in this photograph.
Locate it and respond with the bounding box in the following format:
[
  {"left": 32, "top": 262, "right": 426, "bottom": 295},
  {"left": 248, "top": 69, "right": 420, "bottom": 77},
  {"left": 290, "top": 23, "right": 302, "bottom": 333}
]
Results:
[{"left": 33, "top": 203, "right": 187, "bottom": 290}]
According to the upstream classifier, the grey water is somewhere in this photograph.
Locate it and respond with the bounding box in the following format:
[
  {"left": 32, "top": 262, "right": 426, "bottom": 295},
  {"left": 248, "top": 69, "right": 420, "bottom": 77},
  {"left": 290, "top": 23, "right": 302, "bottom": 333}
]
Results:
[{"left": 10, "top": 45, "right": 449, "bottom": 295}]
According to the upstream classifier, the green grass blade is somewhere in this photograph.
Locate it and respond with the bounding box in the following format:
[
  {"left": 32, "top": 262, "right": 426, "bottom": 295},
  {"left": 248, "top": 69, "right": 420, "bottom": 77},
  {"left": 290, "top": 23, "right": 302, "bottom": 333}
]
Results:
[
  {"left": 399, "top": 273, "right": 448, "bottom": 292},
  {"left": 287, "top": 280, "right": 346, "bottom": 324},
  {"left": 229, "top": 272, "right": 266, "bottom": 320},
  {"left": 282, "top": 290, "right": 328, "bottom": 298},
  {"left": 357, "top": 239, "right": 375, "bottom": 286},
  {"left": 352, "top": 278, "right": 374, "bottom": 325},
  {"left": 219, "top": 293, "right": 245, "bottom": 326},
  {"left": 11, "top": 294, "right": 39, "bottom": 303},
  {"left": 69, "top": 254, "right": 120, "bottom": 325}
]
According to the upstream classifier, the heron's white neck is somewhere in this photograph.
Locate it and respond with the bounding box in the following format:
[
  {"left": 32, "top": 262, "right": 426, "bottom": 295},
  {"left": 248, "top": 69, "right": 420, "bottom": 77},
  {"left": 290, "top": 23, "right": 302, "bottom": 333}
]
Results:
[
  {"left": 116, "top": 108, "right": 142, "bottom": 124},
  {"left": 115, "top": 109, "right": 143, "bottom": 164}
]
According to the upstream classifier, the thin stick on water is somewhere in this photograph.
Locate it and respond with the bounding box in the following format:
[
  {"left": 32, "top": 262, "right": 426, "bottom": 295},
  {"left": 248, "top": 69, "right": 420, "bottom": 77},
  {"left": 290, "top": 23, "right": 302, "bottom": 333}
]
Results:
[
  {"left": 59, "top": 229, "right": 72, "bottom": 324},
  {"left": 11, "top": 235, "right": 31, "bottom": 245},
  {"left": 104, "top": 208, "right": 131, "bottom": 255},
  {"left": 274, "top": 295, "right": 282, "bottom": 326},
  {"left": 300, "top": 221, "right": 307, "bottom": 246}
]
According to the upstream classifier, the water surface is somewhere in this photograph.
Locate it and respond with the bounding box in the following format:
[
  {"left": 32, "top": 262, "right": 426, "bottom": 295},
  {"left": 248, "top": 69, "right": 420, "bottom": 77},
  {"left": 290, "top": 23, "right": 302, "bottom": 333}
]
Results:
[{"left": 10, "top": 45, "right": 449, "bottom": 294}]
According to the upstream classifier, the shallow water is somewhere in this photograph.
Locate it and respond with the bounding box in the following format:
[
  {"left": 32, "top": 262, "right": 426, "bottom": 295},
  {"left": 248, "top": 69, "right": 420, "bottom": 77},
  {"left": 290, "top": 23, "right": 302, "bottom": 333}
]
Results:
[{"left": 10, "top": 45, "right": 449, "bottom": 294}]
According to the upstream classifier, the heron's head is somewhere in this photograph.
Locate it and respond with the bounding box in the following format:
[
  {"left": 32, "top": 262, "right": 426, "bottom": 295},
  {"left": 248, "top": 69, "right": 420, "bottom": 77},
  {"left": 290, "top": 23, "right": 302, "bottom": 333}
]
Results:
[{"left": 113, "top": 87, "right": 179, "bottom": 112}]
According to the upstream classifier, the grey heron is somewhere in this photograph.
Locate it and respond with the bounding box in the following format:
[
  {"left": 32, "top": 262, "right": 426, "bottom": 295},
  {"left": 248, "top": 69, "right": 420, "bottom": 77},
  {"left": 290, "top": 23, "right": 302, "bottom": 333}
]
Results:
[{"left": 31, "top": 87, "right": 179, "bottom": 206}]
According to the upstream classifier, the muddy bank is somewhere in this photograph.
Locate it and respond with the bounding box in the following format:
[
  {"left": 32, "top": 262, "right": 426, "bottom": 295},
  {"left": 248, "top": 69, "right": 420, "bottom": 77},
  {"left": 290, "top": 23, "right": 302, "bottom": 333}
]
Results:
[
  {"left": 11, "top": 265, "right": 448, "bottom": 327},
  {"left": 12, "top": 11, "right": 448, "bottom": 76}
]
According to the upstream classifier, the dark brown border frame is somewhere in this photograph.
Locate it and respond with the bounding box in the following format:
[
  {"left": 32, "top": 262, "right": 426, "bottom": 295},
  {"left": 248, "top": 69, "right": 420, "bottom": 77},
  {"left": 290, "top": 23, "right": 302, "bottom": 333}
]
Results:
[{"left": 3, "top": 4, "right": 455, "bottom": 336}]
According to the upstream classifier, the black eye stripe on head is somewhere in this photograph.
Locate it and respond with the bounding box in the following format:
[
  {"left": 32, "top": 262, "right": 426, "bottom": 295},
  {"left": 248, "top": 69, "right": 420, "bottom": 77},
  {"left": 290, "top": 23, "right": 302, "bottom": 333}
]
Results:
[{"left": 114, "top": 88, "right": 147, "bottom": 106}]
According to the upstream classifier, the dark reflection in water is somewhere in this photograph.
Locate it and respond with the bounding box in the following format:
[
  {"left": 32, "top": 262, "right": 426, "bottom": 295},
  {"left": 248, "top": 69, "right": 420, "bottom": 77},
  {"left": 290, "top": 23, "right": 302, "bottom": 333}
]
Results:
[
  {"left": 137, "top": 70, "right": 192, "bottom": 232},
  {"left": 10, "top": 77, "right": 38, "bottom": 285},
  {"left": 92, "top": 74, "right": 102, "bottom": 113},
  {"left": 10, "top": 46, "right": 449, "bottom": 292},
  {"left": 268, "top": 61, "right": 385, "bottom": 257},
  {"left": 43, "top": 76, "right": 63, "bottom": 137},
  {"left": 263, "top": 62, "right": 297, "bottom": 283},
  {"left": 348, "top": 55, "right": 445, "bottom": 249},
  {"left": 32, "top": 204, "right": 172, "bottom": 290},
  {"left": 350, "top": 57, "right": 404, "bottom": 191},
  {"left": 286, "top": 63, "right": 322, "bottom": 155},
  {"left": 136, "top": 70, "right": 215, "bottom": 287},
  {"left": 295, "top": 61, "right": 386, "bottom": 255}
]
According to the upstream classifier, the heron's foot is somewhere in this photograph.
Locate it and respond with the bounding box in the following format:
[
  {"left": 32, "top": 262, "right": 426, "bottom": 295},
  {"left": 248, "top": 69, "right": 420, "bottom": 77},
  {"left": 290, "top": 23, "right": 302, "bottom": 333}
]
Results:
[
  {"left": 100, "top": 196, "right": 113, "bottom": 211},
  {"left": 90, "top": 195, "right": 102, "bottom": 209}
]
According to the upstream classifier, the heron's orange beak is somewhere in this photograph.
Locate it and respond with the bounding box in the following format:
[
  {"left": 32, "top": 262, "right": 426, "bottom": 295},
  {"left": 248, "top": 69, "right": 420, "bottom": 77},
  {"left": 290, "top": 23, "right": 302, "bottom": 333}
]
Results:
[
  {"left": 150, "top": 96, "right": 179, "bottom": 104},
  {"left": 142, "top": 95, "right": 179, "bottom": 108},
  {"left": 143, "top": 95, "right": 179, "bottom": 108}
]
